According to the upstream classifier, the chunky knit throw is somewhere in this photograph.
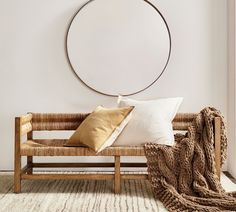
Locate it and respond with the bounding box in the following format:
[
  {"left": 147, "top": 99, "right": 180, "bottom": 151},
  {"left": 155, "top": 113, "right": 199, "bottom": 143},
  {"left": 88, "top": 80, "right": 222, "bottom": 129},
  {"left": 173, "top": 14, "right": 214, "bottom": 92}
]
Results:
[{"left": 144, "top": 107, "right": 236, "bottom": 211}]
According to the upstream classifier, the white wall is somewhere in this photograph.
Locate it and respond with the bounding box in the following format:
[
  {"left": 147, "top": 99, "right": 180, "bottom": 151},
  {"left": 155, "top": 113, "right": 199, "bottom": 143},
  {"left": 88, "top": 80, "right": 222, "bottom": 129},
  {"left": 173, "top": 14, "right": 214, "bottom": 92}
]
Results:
[
  {"left": 0, "top": 0, "right": 227, "bottom": 170},
  {"left": 227, "top": 0, "right": 236, "bottom": 178}
]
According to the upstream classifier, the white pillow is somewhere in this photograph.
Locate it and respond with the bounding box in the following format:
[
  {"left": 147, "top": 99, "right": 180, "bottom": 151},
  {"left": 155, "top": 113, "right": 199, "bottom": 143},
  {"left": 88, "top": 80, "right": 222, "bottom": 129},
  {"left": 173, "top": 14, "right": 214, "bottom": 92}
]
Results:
[{"left": 112, "top": 96, "right": 183, "bottom": 146}]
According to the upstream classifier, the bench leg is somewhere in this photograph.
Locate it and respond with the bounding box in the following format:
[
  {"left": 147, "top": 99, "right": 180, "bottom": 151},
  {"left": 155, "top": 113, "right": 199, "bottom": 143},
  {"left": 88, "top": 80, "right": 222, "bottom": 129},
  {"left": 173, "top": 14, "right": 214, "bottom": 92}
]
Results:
[
  {"left": 27, "top": 156, "right": 33, "bottom": 174},
  {"left": 14, "top": 154, "right": 21, "bottom": 193},
  {"left": 14, "top": 117, "right": 21, "bottom": 193},
  {"left": 114, "top": 156, "right": 121, "bottom": 194}
]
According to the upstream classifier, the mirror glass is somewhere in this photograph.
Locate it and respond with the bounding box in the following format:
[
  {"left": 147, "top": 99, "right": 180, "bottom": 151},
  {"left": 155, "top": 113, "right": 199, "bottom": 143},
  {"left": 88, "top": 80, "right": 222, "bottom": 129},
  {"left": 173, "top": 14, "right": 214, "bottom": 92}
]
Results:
[{"left": 66, "top": 0, "right": 171, "bottom": 96}]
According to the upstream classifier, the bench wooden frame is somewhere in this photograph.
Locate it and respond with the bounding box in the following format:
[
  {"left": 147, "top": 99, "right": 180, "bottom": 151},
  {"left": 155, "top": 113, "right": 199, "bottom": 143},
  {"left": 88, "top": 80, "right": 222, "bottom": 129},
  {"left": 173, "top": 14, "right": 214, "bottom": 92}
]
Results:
[{"left": 14, "top": 113, "right": 222, "bottom": 193}]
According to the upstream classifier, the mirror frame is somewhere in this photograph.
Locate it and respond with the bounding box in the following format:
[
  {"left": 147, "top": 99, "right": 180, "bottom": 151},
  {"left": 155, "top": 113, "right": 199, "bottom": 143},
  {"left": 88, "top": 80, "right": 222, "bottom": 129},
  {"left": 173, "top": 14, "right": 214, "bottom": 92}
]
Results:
[{"left": 66, "top": 0, "right": 172, "bottom": 96}]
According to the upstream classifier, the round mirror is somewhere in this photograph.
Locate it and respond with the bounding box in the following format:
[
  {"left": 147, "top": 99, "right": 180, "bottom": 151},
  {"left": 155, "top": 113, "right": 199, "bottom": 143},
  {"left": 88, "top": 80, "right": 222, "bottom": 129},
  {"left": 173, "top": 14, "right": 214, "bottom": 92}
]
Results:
[{"left": 66, "top": 0, "right": 171, "bottom": 96}]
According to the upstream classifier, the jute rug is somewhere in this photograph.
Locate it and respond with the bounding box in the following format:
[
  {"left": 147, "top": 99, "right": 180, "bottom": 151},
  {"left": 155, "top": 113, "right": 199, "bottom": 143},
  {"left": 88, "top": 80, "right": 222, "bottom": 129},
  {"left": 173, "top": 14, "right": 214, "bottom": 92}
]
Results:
[{"left": 0, "top": 172, "right": 235, "bottom": 212}]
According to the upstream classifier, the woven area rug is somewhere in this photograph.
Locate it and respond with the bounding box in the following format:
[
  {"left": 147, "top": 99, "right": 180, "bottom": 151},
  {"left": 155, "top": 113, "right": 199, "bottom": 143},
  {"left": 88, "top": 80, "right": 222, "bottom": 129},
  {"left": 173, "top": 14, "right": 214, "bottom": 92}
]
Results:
[{"left": 0, "top": 172, "right": 235, "bottom": 212}]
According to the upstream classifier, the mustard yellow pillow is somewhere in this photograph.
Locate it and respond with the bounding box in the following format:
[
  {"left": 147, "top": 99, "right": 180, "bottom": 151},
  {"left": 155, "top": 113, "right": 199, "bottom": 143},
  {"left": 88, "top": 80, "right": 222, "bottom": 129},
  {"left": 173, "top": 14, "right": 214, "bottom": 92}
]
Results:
[{"left": 64, "top": 106, "right": 134, "bottom": 152}]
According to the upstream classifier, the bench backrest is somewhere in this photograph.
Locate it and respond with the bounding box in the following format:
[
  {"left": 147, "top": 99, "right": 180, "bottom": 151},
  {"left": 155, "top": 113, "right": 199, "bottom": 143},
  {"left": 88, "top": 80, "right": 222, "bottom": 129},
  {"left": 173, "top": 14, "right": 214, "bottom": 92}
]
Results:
[{"left": 24, "top": 112, "right": 197, "bottom": 131}]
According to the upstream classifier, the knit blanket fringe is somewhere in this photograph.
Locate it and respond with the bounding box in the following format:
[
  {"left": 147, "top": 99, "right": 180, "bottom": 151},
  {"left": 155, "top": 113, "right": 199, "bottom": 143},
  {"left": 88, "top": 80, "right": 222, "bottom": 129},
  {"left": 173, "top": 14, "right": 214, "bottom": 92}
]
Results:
[{"left": 144, "top": 107, "right": 236, "bottom": 211}]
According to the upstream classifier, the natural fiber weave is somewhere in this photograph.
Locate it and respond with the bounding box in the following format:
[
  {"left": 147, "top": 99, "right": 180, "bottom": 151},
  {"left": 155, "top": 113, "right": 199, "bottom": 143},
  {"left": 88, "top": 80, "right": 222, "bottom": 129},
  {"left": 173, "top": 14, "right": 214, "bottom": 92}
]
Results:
[
  {"left": 21, "top": 112, "right": 198, "bottom": 156},
  {"left": 144, "top": 107, "right": 235, "bottom": 211},
  {"left": 21, "top": 139, "right": 145, "bottom": 156},
  {"left": 31, "top": 113, "right": 89, "bottom": 131},
  {"left": 29, "top": 112, "right": 197, "bottom": 131},
  {"left": 20, "top": 112, "right": 199, "bottom": 157}
]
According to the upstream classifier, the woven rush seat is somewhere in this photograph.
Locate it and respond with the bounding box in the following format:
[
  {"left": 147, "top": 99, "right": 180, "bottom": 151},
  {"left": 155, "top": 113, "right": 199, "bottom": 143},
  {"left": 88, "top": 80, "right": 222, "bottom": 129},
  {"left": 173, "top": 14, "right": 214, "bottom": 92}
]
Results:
[{"left": 21, "top": 139, "right": 145, "bottom": 156}]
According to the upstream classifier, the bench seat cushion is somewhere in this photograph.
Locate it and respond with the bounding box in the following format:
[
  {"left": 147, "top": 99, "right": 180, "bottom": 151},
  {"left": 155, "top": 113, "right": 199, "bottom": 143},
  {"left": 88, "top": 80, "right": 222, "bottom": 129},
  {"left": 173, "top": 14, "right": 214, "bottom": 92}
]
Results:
[{"left": 20, "top": 139, "right": 145, "bottom": 156}]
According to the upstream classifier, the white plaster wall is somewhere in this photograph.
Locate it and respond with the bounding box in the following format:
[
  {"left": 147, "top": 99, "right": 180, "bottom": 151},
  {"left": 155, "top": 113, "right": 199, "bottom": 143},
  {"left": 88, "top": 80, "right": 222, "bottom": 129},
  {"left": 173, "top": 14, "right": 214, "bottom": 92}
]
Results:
[
  {"left": 0, "top": 0, "right": 227, "bottom": 170},
  {"left": 227, "top": 0, "right": 236, "bottom": 178}
]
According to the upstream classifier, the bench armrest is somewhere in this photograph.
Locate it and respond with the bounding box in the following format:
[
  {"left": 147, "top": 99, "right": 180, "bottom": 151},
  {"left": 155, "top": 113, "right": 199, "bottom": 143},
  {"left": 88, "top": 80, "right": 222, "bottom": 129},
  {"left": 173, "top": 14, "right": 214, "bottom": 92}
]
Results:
[{"left": 15, "top": 113, "right": 33, "bottom": 143}]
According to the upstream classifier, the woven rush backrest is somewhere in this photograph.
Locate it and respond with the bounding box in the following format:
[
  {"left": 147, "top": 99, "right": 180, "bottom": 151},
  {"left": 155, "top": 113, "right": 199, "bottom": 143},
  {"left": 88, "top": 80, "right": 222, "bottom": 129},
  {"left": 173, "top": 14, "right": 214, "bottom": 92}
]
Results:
[
  {"left": 30, "top": 112, "right": 197, "bottom": 131},
  {"left": 31, "top": 113, "right": 89, "bottom": 131},
  {"left": 173, "top": 113, "right": 197, "bottom": 130}
]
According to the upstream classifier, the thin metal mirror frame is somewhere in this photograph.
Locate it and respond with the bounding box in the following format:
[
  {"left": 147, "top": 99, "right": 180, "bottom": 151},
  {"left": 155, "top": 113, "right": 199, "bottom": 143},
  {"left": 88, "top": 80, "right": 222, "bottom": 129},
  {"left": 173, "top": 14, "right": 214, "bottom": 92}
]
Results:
[{"left": 66, "top": 0, "right": 172, "bottom": 97}]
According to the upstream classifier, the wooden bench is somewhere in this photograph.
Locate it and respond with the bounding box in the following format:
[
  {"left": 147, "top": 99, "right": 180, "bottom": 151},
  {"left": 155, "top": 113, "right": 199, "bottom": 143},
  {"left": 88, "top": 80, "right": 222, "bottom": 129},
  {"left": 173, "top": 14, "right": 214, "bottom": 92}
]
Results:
[{"left": 14, "top": 113, "right": 222, "bottom": 193}]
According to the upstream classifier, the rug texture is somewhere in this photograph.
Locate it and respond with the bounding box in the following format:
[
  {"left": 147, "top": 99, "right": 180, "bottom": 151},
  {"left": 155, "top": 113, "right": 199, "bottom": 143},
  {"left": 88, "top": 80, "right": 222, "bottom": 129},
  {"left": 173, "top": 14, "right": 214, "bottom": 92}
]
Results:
[
  {"left": 0, "top": 173, "right": 235, "bottom": 212},
  {"left": 145, "top": 107, "right": 236, "bottom": 211},
  {"left": 0, "top": 173, "right": 167, "bottom": 212}
]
